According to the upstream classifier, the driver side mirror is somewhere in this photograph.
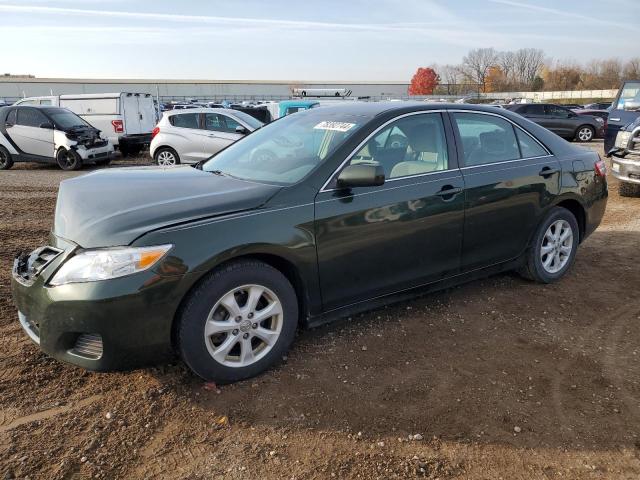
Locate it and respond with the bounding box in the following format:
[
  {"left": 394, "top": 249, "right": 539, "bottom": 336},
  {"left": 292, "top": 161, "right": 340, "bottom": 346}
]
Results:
[
  {"left": 235, "top": 125, "right": 248, "bottom": 134},
  {"left": 39, "top": 122, "right": 54, "bottom": 129},
  {"left": 336, "top": 163, "right": 385, "bottom": 189}
]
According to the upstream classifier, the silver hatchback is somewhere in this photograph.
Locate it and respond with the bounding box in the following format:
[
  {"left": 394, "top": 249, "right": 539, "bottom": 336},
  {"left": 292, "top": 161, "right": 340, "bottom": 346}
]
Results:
[{"left": 150, "top": 108, "right": 263, "bottom": 166}]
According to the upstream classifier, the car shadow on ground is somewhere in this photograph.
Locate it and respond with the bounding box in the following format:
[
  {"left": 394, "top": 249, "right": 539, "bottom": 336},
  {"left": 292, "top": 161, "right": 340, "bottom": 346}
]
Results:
[{"left": 178, "top": 229, "right": 640, "bottom": 452}]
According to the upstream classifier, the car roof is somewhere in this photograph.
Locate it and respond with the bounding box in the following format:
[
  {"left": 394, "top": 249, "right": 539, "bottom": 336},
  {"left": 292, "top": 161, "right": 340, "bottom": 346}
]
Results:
[
  {"left": 310, "top": 101, "right": 519, "bottom": 117},
  {"left": 165, "top": 107, "right": 234, "bottom": 115}
]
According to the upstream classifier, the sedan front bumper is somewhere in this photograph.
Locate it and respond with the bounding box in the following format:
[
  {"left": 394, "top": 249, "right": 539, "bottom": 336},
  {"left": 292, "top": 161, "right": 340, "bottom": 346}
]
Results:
[{"left": 11, "top": 242, "right": 198, "bottom": 371}]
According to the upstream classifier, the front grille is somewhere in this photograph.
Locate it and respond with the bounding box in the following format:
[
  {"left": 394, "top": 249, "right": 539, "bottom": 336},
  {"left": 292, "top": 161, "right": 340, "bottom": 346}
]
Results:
[
  {"left": 69, "top": 334, "right": 103, "bottom": 360},
  {"left": 14, "top": 246, "right": 63, "bottom": 284}
]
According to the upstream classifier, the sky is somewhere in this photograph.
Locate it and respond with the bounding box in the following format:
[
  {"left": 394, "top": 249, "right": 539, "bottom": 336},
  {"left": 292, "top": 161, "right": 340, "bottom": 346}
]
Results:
[{"left": 0, "top": 0, "right": 638, "bottom": 81}]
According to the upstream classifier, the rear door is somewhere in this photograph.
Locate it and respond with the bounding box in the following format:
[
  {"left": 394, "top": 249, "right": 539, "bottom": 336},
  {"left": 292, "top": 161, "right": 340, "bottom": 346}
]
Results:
[
  {"left": 8, "top": 108, "right": 54, "bottom": 157},
  {"left": 606, "top": 81, "right": 640, "bottom": 152},
  {"left": 122, "top": 94, "right": 143, "bottom": 134},
  {"left": 450, "top": 111, "right": 561, "bottom": 271},
  {"left": 314, "top": 111, "right": 465, "bottom": 311},
  {"left": 167, "top": 112, "right": 202, "bottom": 163}
]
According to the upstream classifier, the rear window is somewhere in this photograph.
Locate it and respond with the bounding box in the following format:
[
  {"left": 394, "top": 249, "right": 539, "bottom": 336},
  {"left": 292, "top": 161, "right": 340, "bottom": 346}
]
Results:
[{"left": 170, "top": 113, "right": 199, "bottom": 129}]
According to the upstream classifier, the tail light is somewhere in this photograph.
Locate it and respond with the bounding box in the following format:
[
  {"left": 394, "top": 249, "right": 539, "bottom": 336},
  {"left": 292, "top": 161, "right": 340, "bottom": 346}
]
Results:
[
  {"left": 151, "top": 126, "right": 160, "bottom": 139},
  {"left": 111, "top": 120, "right": 124, "bottom": 133},
  {"left": 594, "top": 156, "right": 607, "bottom": 177}
]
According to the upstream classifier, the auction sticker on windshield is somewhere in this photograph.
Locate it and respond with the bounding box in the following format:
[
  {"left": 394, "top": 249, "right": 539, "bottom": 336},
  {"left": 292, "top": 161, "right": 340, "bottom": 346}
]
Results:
[{"left": 314, "top": 121, "right": 356, "bottom": 132}]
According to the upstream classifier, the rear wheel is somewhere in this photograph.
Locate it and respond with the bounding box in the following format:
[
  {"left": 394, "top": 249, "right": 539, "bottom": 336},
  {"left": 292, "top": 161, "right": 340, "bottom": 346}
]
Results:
[
  {"left": 0, "top": 146, "right": 14, "bottom": 170},
  {"left": 519, "top": 207, "right": 580, "bottom": 283},
  {"left": 56, "top": 148, "right": 83, "bottom": 171},
  {"left": 154, "top": 147, "right": 180, "bottom": 166},
  {"left": 619, "top": 182, "right": 640, "bottom": 197},
  {"left": 575, "top": 125, "right": 595, "bottom": 142},
  {"left": 177, "top": 260, "right": 298, "bottom": 383}
]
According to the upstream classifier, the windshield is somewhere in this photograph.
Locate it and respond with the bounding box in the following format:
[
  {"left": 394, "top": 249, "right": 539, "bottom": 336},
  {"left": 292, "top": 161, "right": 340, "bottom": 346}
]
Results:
[
  {"left": 203, "top": 110, "right": 364, "bottom": 185},
  {"left": 46, "top": 108, "right": 91, "bottom": 129},
  {"left": 229, "top": 110, "right": 264, "bottom": 130},
  {"left": 617, "top": 82, "right": 640, "bottom": 111}
]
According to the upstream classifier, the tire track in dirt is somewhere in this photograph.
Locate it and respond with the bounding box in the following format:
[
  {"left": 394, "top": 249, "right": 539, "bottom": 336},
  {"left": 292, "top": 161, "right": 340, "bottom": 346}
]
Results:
[{"left": 0, "top": 395, "right": 102, "bottom": 434}]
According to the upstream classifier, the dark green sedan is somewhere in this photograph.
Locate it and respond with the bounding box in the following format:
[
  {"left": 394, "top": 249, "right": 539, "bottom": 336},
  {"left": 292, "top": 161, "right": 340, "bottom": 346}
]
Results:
[{"left": 11, "top": 102, "right": 608, "bottom": 383}]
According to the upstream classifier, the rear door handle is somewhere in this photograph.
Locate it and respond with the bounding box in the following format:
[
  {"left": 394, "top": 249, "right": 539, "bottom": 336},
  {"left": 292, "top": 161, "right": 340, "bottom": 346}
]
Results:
[
  {"left": 539, "top": 166, "right": 560, "bottom": 177},
  {"left": 435, "top": 186, "right": 463, "bottom": 198}
]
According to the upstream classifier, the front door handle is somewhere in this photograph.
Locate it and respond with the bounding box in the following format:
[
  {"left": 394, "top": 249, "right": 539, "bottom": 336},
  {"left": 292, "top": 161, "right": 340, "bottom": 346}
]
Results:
[
  {"left": 435, "top": 185, "right": 463, "bottom": 199},
  {"left": 539, "top": 166, "right": 560, "bottom": 177}
]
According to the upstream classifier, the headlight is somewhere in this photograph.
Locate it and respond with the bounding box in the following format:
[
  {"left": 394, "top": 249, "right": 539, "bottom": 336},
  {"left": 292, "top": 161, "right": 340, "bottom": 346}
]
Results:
[
  {"left": 595, "top": 117, "right": 604, "bottom": 123},
  {"left": 50, "top": 245, "right": 172, "bottom": 286}
]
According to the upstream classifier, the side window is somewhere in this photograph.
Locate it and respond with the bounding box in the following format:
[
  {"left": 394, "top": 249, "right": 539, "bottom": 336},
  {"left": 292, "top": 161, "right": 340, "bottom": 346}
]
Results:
[
  {"left": 515, "top": 128, "right": 548, "bottom": 158},
  {"left": 16, "top": 108, "right": 48, "bottom": 128},
  {"left": 203, "top": 113, "right": 225, "bottom": 131},
  {"left": 6, "top": 109, "right": 17, "bottom": 126},
  {"left": 169, "top": 113, "right": 199, "bottom": 129},
  {"left": 525, "top": 105, "right": 545, "bottom": 115},
  {"left": 452, "top": 113, "right": 520, "bottom": 166},
  {"left": 39, "top": 99, "right": 53, "bottom": 106},
  {"left": 223, "top": 116, "right": 242, "bottom": 133},
  {"left": 546, "top": 105, "right": 570, "bottom": 118},
  {"left": 346, "top": 113, "right": 448, "bottom": 179}
]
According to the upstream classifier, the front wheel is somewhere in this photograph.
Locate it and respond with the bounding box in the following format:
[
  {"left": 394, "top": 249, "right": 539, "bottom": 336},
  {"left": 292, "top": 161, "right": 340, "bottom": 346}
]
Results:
[
  {"left": 177, "top": 260, "right": 298, "bottom": 383},
  {"left": 575, "top": 125, "right": 595, "bottom": 142},
  {"left": 519, "top": 207, "right": 580, "bottom": 283},
  {"left": 56, "top": 148, "right": 83, "bottom": 171},
  {"left": 0, "top": 146, "right": 14, "bottom": 170}
]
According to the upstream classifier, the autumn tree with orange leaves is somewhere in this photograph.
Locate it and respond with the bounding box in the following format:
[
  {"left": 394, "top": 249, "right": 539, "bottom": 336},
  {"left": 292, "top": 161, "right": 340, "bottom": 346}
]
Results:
[{"left": 408, "top": 67, "right": 439, "bottom": 95}]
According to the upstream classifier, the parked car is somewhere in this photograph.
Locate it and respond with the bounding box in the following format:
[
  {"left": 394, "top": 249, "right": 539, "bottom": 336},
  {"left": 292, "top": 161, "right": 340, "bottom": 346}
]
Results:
[
  {"left": 608, "top": 115, "right": 640, "bottom": 196},
  {"left": 14, "top": 93, "right": 156, "bottom": 156},
  {"left": 150, "top": 108, "right": 263, "bottom": 165},
  {"left": 11, "top": 102, "right": 607, "bottom": 383},
  {"left": 584, "top": 102, "right": 612, "bottom": 110},
  {"left": 605, "top": 80, "right": 640, "bottom": 153},
  {"left": 575, "top": 108, "right": 609, "bottom": 128},
  {"left": 505, "top": 103, "right": 604, "bottom": 142},
  {"left": 0, "top": 105, "right": 114, "bottom": 170}
]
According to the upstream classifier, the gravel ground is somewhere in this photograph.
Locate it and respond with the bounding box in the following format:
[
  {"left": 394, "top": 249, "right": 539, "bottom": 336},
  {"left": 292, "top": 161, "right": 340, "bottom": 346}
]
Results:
[{"left": 2, "top": 142, "right": 640, "bottom": 479}]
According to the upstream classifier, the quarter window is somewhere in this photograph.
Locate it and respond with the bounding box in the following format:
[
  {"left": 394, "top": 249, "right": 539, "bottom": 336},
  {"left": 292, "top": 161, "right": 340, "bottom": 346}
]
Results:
[
  {"left": 346, "top": 113, "right": 449, "bottom": 179},
  {"left": 16, "top": 108, "right": 48, "bottom": 128},
  {"left": 452, "top": 113, "right": 520, "bottom": 166},
  {"left": 170, "top": 113, "right": 199, "bottom": 129},
  {"left": 515, "top": 128, "right": 548, "bottom": 158}
]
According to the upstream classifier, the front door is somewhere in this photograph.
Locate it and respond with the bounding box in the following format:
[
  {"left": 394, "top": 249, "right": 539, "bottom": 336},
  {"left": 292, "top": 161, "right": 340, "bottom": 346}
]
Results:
[
  {"left": 8, "top": 108, "right": 54, "bottom": 157},
  {"left": 450, "top": 111, "right": 561, "bottom": 272},
  {"left": 315, "top": 112, "right": 465, "bottom": 311},
  {"left": 544, "top": 105, "right": 574, "bottom": 137},
  {"left": 199, "top": 113, "right": 243, "bottom": 158}
]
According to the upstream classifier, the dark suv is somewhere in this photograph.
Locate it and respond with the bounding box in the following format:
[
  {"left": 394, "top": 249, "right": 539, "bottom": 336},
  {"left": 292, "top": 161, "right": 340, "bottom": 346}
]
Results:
[{"left": 505, "top": 103, "right": 605, "bottom": 142}]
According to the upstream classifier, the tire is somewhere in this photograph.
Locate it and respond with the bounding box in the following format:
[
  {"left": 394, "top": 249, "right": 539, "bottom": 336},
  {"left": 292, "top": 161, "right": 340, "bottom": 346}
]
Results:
[
  {"left": 177, "top": 260, "right": 298, "bottom": 383},
  {"left": 519, "top": 207, "right": 580, "bottom": 283},
  {"left": 0, "top": 146, "right": 14, "bottom": 170},
  {"left": 56, "top": 148, "right": 83, "bottom": 171},
  {"left": 94, "top": 159, "right": 111, "bottom": 167},
  {"left": 619, "top": 182, "right": 640, "bottom": 197},
  {"left": 575, "top": 125, "right": 595, "bottom": 142},
  {"left": 154, "top": 147, "right": 180, "bottom": 166}
]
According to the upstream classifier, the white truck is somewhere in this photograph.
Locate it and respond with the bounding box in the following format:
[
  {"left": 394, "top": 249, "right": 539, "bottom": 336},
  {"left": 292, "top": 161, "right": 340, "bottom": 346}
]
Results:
[{"left": 14, "top": 93, "right": 157, "bottom": 156}]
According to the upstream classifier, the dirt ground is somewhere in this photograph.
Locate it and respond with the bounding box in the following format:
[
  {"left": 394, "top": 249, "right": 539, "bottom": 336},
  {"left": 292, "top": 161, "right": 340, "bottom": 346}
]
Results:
[{"left": 1, "top": 142, "right": 640, "bottom": 479}]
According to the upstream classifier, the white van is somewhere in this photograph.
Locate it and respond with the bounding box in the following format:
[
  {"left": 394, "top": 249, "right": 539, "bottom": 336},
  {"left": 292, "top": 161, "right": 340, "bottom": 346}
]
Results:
[{"left": 14, "top": 93, "right": 157, "bottom": 156}]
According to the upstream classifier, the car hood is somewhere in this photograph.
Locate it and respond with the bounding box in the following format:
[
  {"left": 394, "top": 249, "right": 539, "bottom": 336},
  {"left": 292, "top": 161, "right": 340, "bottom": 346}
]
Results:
[{"left": 54, "top": 166, "right": 281, "bottom": 248}]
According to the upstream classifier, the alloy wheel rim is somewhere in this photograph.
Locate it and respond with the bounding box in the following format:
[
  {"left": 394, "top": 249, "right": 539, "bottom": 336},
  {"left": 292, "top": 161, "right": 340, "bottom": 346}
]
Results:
[
  {"left": 157, "top": 151, "right": 176, "bottom": 166},
  {"left": 578, "top": 128, "right": 592, "bottom": 141},
  {"left": 0, "top": 151, "right": 6, "bottom": 167},
  {"left": 59, "top": 151, "right": 75, "bottom": 168},
  {"left": 204, "top": 284, "right": 283, "bottom": 368},
  {"left": 540, "top": 219, "right": 573, "bottom": 274}
]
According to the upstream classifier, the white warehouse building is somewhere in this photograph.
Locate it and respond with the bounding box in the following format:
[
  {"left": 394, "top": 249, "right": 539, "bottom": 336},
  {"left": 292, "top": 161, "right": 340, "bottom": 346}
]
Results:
[{"left": 0, "top": 77, "right": 411, "bottom": 103}]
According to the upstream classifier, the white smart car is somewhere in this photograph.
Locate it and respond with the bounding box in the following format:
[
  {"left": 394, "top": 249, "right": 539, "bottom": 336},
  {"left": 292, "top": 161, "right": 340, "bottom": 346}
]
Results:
[
  {"left": 0, "top": 105, "right": 114, "bottom": 170},
  {"left": 150, "top": 108, "right": 263, "bottom": 166}
]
